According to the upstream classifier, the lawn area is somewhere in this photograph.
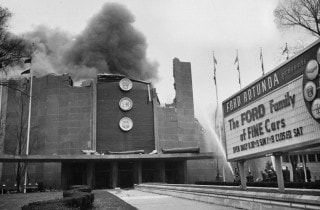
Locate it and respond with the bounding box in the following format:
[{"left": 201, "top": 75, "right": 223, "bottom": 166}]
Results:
[
  {"left": 0, "top": 191, "right": 62, "bottom": 210},
  {"left": 0, "top": 190, "right": 137, "bottom": 210}
]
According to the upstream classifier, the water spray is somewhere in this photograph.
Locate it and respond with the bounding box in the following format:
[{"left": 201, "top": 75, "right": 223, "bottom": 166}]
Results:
[{"left": 199, "top": 108, "right": 234, "bottom": 176}]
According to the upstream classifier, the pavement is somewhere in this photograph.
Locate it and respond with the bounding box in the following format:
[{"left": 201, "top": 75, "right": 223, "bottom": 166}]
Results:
[
  {"left": 108, "top": 188, "right": 236, "bottom": 210},
  {"left": 0, "top": 189, "right": 237, "bottom": 210}
]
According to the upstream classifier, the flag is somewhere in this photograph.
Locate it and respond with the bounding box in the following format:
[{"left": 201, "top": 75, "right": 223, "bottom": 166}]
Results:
[
  {"left": 282, "top": 43, "right": 289, "bottom": 60},
  {"left": 234, "top": 50, "right": 241, "bottom": 88},
  {"left": 234, "top": 50, "right": 240, "bottom": 71},
  {"left": 260, "top": 47, "right": 265, "bottom": 75},
  {"left": 234, "top": 54, "right": 238, "bottom": 64},
  {"left": 21, "top": 69, "right": 30, "bottom": 75},
  {"left": 213, "top": 53, "right": 217, "bottom": 65},
  {"left": 234, "top": 51, "right": 240, "bottom": 70},
  {"left": 282, "top": 43, "right": 288, "bottom": 55},
  {"left": 24, "top": 58, "right": 32, "bottom": 64},
  {"left": 213, "top": 51, "right": 217, "bottom": 86},
  {"left": 22, "top": 57, "right": 32, "bottom": 75}
]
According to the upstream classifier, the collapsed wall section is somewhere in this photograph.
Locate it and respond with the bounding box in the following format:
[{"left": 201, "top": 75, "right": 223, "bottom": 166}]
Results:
[
  {"left": 156, "top": 58, "right": 207, "bottom": 183},
  {"left": 156, "top": 58, "right": 199, "bottom": 150}
]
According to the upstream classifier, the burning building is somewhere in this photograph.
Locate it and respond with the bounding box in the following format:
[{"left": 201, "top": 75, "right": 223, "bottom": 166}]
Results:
[
  {"left": 0, "top": 3, "right": 220, "bottom": 190},
  {"left": 0, "top": 58, "right": 214, "bottom": 190}
]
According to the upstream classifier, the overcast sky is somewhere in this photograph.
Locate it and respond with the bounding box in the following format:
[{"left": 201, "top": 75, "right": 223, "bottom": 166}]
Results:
[{"left": 2, "top": 0, "right": 317, "bottom": 122}]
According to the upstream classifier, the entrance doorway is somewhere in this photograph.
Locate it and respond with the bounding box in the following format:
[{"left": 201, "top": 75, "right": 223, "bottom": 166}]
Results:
[
  {"left": 118, "top": 162, "right": 134, "bottom": 188},
  {"left": 142, "top": 161, "right": 159, "bottom": 182},
  {"left": 68, "top": 163, "right": 87, "bottom": 186},
  {"left": 165, "top": 161, "right": 182, "bottom": 184},
  {"left": 95, "top": 163, "right": 111, "bottom": 189}
]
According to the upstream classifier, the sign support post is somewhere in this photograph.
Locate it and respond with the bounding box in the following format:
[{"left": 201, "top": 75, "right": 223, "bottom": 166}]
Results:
[
  {"left": 302, "top": 155, "right": 307, "bottom": 182},
  {"left": 274, "top": 154, "right": 284, "bottom": 192},
  {"left": 239, "top": 161, "right": 246, "bottom": 190}
]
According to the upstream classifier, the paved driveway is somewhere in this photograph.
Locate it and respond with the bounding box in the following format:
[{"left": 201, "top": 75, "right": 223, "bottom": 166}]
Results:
[{"left": 108, "top": 189, "right": 236, "bottom": 210}]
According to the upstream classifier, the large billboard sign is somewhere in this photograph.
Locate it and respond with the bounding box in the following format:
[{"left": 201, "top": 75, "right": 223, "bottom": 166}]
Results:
[{"left": 223, "top": 40, "right": 320, "bottom": 162}]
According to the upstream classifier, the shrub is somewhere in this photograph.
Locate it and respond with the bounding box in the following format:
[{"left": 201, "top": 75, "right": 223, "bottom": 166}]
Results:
[
  {"left": 67, "top": 185, "right": 91, "bottom": 193},
  {"left": 63, "top": 191, "right": 94, "bottom": 209},
  {"left": 21, "top": 185, "right": 94, "bottom": 210},
  {"left": 21, "top": 198, "right": 75, "bottom": 210}
]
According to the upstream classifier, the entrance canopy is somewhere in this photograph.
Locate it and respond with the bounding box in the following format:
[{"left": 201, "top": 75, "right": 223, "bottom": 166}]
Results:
[
  {"left": 286, "top": 145, "right": 320, "bottom": 156},
  {"left": 0, "top": 152, "right": 215, "bottom": 163}
]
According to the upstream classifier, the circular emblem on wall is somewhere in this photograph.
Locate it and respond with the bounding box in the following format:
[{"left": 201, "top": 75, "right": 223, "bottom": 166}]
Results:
[
  {"left": 311, "top": 98, "right": 320, "bottom": 119},
  {"left": 119, "top": 97, "right": 133, "bottom": 111},
  {"left": 303, "top": 81, "right": 317, "bottom": 101},
  {"left": 119, "top": 78, "right": 133, "bottom": 91},
  {"left": 303, "top": 48, "right": 320, "bottom": 123},
  {"left": 305, "top": 60, "right": 319, "bottom": 80},
  {"left": 317, "top": 48, "right": 320, "bottom": 64},
  {"left": 119, "top": 117, "right": 133, "bottom": 131}
]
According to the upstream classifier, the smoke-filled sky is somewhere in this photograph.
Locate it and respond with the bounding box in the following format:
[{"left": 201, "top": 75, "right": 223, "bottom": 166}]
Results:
[
  {"left": 1, "top": 0, "right": 317, "bottom": 122},
  {"left": 19, "top": 3, "right": 159, "bottom": 83}
]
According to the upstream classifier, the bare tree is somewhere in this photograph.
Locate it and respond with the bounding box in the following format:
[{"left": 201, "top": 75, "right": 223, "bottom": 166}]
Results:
[
  {"left": 0, "top": 6, "right": 31, "bottom": 72},
  {"left": 274, "top": 0, "right": 320, "bottom": 37},
  {"left": 5, "top": 81, "right": 37, "bottom": 192}
]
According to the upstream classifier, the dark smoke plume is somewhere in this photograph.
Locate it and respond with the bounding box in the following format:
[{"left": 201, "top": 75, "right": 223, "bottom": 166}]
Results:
[
  {"left": 23, "top": 3, "right": 158, "bottom": 82},
  {"left": 24, "top": 26, "right": 72, "bottom": 77}
]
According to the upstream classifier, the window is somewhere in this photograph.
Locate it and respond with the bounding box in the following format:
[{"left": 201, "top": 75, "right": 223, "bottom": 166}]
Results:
[
  {"left": 282, "top": 155, "right": 289, "bottom": 163},
  {"left": 317, "top": 154, "right": 320, "bottom": 162},
  {"left": 290, "top": 155, "right": 298, "bottom": 163},
  {"left": 308, "top": 154, "right": 316, "bottom": 162}
]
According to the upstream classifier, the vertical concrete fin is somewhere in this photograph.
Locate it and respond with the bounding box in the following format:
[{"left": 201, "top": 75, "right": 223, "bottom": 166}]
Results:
[{"left": 92, "top": 77, "right": 97, "bottom": 151}]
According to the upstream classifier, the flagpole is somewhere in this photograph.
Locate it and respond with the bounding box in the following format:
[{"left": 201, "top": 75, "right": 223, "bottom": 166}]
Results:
[
  {"left": 23, "top": 45, "right": 34, "bottom": 193},
  {"left": 212, "top": 51, "right": 222, "bottom": 140},
  {"left": 212, "top": 51, "right": 225, "bottom": 182}
]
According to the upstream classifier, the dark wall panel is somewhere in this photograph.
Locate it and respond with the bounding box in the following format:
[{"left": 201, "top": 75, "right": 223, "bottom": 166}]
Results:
[{"left": 97, "top": 79, "right": 155, "bottom": 153}]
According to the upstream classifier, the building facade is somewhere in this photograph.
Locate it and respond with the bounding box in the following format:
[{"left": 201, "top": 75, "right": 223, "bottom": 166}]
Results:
[{"left": 0, "top": 58, "right": 214, "bottom": 189}]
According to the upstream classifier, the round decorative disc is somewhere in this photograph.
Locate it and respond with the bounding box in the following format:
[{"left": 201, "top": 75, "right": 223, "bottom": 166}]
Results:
[
  {"left": 119, "top": 97, "right": 133, "bottom": 111},
  {"left": 305, "top": 60, "right": 319, "bottom": 80},
  {"left": 303, "top": 81, "right": 317, "bottom": 102},
  {"left": 119, "top": 78, "right": 133, "bottom": 91},
  {"left": 119, "top": 117, "right": 133, "bottom": 131},
  {"left": 317, "top": 47, "right": 320, "bottom": 64},
  {"left": 311, "top": 98, "right": 320, "bottom": 119}
]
